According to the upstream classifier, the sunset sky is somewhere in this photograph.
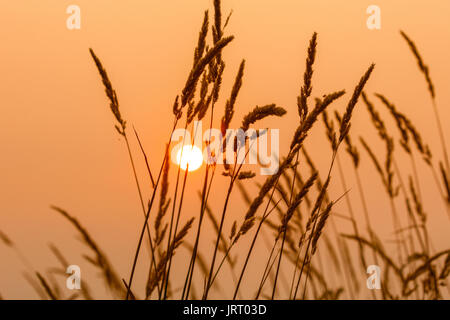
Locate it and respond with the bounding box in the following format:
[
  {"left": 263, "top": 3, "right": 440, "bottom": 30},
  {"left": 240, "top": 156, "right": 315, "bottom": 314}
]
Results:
[{"left": 1, "top": 0, "right": 449, "bottom": 299}]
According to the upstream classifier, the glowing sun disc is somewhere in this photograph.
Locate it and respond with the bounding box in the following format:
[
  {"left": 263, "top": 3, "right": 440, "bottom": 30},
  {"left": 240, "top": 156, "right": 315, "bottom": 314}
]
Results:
[{"left": 176, "top": 145, "right": 204, "bottom": 171}]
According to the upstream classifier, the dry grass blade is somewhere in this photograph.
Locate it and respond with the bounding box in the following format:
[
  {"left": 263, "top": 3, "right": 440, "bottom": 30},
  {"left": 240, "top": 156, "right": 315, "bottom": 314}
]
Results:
[
  {"left": 362, "top": 105, "right": 393, "bottom": 203},
  {"left": 376, "top": 92, "right": 433, "bottom": 165},
  {"left": 172, "top": 96, "right": 182, "bottom": 119},
  {"left": 402, "top": 250, "right": 450, "bottom": 292},
  {"left": 147, "top": 218, "right": 194, "bottom": 297},
  {"left": 299, "top": 177, "right": 331, "bottom": 247},
  {"left": 194, "top": 11, "right": 209, "bottom": 66},
  {"left": 208, "top": 60, "right": 225, "bottom": 105},
  {"left": 89, "top": 48, "right": 126, "bottom": 135},
  {"left": 213, "top": 0, "right": 223, "bottom": 42},
  {"left": 184, "top": 243, "right": 210, "bottom": 278},
  {"left": 172, "top": 218, "right": 195, "bottom": 251},
  {"left": 91, "top": 48, "right": 158, "bottom": 289},
  {"left": 241, "top": 104, "right": 287, "bottom": 132},
  {"left": 182, "top": 36, "right": 234, "bottom": 107},
  {"left": 339, "top": 64, "right": 375, "bottom": 142},
  {"left": 23, "top": 272, "right": 47, "bottom": 300},
  {"left": 311, "top": 202, "right": 333, "bottom": 255},
  {"left": 301, "top": 149, "right": 330, "bottom": 205},
  {"left": 237, "top": 217, "right": 256, "bottom": 240},
  {"left": 50, "top": 206, "right": 125, "bottom": 297},
  {"left": 281, "top": 173, "right": 317, "bottom": 230},
  {"left": 440, "top": 162, "right": 450, "bottom": 204},
  {"left": 133, "top": 127, "right": 156, "bottom": 188},
  {"left": 291, "top": 90, "right": 345, "bottom": 150},
  {"left": 35, "top": 272, "right": 58, "bottom": 300},
  {"left": 400, "top": 31, "right": 434, "bottom": 99},
  {"left": 439, "top": 254, "right": 450, "bottom": 280},
  {"left": 360, "top": 94, "right": 396, "bottom": 197},
  {"left": 122, "top": 279, "right": 137, "bottom": 300},
  {"left": 221, "top": 60, "right": 245, "bottom": 135},
  {"left": 155, "top": 145, "right": 171, "bottom": 242},
  {"left": 341, "top": 234, "right": 403, "bottom": 281},
  {"left": 400, "top": 30, "right": 449, "bottom": 177},
  {"left": 409, "top": 176, "right": 426, "bottom": 223},
  {"left": 375, "top": 93, "right": 410, "bottom": 154},
  {"left": 322, "top": 110, "right": 337, "bottom": 151},
  {"left": 147, "top": 251, "right": 168, "bottom": 297},
  {"left": 229, "top": 221, "right": 237, "bottom": 241},
  {"left": 48, "top": 243, "right": 69, "bottom": 268},
  {"left": 297, "top": 32, "right": 317, "bottom": 120},
  {"left": 309, "top": 177, "right": 331, "bottom": 226},
  {"left": 362, "top": 92, "right": 388, "bottom": 140},
  {"left": 0, "top": 229, "right": 13, "bottom": 247},
  {"left": 334, "top": 111, "right": 359, "bottom": 167},
  {"left": 190, "top": 73, "right": 210, "bottom": 123},
  {"left": 237, "top": 171, "right": 256, "bottom": 180},
  {"left": 48, "top": 243, "right": 94, "bottom": 300},
  {"left": 359, "top": 137, "right": 386, "bottom": 187},
  {"left": 203, "top": 197, "right": 232, "bottom": 255},
  {"left": 243, "top": 150, "right": 298, "bottom": 222}
]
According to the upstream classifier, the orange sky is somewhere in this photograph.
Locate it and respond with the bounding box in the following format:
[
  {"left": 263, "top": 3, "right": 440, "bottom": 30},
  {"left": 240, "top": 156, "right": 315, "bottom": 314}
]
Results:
[{"left": 1, "top": 0, "right": 449, "bottom": 299}]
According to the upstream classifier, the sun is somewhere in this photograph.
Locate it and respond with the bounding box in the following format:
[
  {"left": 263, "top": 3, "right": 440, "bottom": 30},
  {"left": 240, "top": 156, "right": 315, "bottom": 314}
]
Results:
[{"left": 176, "top": 145, "right": 204, "bottom": 172}]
